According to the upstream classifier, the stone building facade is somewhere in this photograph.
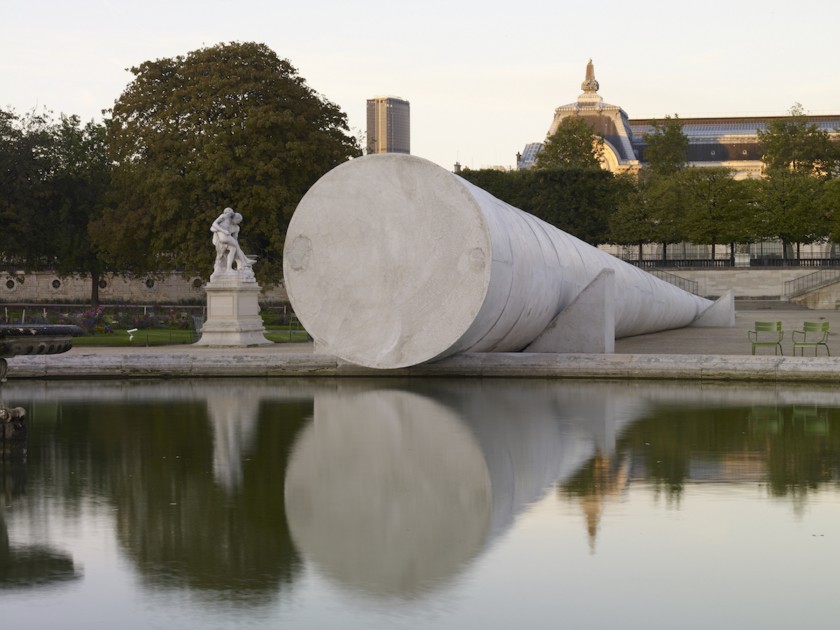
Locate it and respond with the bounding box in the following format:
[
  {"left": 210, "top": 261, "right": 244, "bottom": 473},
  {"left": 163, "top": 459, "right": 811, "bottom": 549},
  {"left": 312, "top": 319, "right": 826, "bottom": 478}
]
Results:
[{"left": 518, "top": 60, "right": 840, "bottom": 180}]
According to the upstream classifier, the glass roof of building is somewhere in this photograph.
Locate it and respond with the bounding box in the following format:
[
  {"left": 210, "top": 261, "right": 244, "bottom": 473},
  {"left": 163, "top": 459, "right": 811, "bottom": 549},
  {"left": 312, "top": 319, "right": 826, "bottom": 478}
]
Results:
[
  {"left": 520, "top": 142, "right": 543, "bottom": 161},
  {"left": 629, "top": 116, "right": 840, "bottom": 142}
]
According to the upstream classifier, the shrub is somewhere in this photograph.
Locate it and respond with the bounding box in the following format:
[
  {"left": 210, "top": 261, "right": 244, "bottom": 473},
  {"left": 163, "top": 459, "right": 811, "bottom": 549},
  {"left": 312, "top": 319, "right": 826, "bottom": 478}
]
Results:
[
  {"left": 163, "top": 309, "right": 193, "bottom": 330},
  {"left": 77, "top": 306, "right": 113, "bottom": 334},
  {"left": 131, "top": 313, "right": 156, "bottom": 330}
]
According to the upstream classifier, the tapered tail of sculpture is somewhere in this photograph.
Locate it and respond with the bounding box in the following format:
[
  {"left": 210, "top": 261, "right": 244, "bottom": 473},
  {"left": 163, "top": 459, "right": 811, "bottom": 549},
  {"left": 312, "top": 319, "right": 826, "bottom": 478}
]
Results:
[{"left": 284, "top": 154, "right": 733, "bottom": 369}]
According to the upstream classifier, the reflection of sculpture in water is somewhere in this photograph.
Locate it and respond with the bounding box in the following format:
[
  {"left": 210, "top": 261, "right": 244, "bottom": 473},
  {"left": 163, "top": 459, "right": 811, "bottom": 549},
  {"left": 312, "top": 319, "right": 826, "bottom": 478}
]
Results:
[
  {"left": 284, "top": 389, "right": 493, "bottom": 599},
  {"left": 211, "top": 207, "right": 255, "bottom": 278},
  {"left": 283, "top": 380, "right": 639, "bottom": 599}
]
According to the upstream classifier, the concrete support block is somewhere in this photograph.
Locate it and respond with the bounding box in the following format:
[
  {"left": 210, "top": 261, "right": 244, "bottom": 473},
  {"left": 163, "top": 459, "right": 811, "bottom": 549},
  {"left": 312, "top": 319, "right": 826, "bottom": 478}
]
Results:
[
  {"left": 525, "top": 269, "right": 615, "bottom": 354},
  {"left": 690, "top": 289, "right": 736, "bottom": 328},
  {"left": 195, "top": 280, "right": 271, "bottom": 346}
]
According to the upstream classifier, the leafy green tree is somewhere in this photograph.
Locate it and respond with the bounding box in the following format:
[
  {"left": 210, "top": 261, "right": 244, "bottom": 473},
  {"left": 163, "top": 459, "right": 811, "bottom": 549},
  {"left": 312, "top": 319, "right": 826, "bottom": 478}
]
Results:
[
  {"left": 758, "top": 103, "right": 837, "bottom": 177},
  {"left": 679, "top": 167, "right": 748, "bottom": 261},
  {"left": 642, "top": 115, "right": 688, "bottom": 176},
  {"left": 94, "top": 42, "right": 360, "bottom": 284},
  {"left": 642, "top": 174, "right": 687, "bottom": 260},
  {"left": 459, "top": 167, "right": 620, "bottom": 244},
  {"left": 535, "top": 115, "right": 604, "bottom": 170},
  {"left": 0, "top": 109, "right": 54, "bottom": 269},
  {"left": 608, "top": 174, "right": 659, "bottom": 261},
  {"left": 615, "top": 116, "right": 690, "bottom": 260},
  {"left": 49, "top": 115, "right": 111, "bottom": 304},
  {"left": 457, "top": 168, "right": 527, "bottom": 208},
  {"left": 0, "top": 110, "right": 110, "bottom": 304},
  {"left": 820, "top": 178, "right": 840, "bottom": 244},
  {"left": 523, "top": 169, "right": 620, "bottom": 243},
  {"left": 753, "top": 168, "right": 827, "bottom": 260}
]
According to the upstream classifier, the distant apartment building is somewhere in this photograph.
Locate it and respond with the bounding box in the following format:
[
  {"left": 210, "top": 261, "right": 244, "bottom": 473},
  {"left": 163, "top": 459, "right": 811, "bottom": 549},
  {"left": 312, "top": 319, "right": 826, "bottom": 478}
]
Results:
[{"left": 366, "top": 96, "right": 410, "bottom": 154}]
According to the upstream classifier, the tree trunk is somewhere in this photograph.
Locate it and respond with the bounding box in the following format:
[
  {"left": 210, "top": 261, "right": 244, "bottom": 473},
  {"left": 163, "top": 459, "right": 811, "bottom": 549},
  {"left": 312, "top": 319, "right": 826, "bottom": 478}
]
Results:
[
  {"left": 90, "top": 270, "right": 100, "bottom": 307},
  {"left": 637, "top": 241, "right": 643, "bottom": 263}
]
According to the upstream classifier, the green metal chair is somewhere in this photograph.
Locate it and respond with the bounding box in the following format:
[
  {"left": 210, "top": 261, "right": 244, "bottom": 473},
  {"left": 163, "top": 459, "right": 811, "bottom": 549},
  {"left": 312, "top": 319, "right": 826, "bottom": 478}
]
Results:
[
  {"left": 792, "top": 321, "right": 830, "bottom": 356},
  {"left": 748, "top": 321, "right": 784, "bottom": 355}
]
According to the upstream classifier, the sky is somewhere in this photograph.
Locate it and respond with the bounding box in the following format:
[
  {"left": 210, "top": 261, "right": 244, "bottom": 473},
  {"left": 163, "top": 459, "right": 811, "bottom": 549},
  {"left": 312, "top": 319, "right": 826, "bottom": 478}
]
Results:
[{"left": 4, "top": 0, "right": 840, "bottom": 171}]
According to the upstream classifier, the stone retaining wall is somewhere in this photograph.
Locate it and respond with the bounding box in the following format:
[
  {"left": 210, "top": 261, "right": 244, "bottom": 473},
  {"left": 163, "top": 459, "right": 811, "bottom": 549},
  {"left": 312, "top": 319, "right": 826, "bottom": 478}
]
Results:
[
  {"left": 1, "top": 271, "right": 288, "bottom": 304},
  {"left": 658, "top": 269, "right": 840, "bottom": 308},
  {"left": 2, "top": 269, "right": 838, "bottom": 308},
  {"left": 674, "top": 269, "right": 808, "bottom": 299}
]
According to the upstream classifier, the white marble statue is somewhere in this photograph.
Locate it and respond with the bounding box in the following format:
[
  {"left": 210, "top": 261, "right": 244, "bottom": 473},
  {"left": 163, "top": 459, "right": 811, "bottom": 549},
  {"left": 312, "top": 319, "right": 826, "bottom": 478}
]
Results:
[
  {"left": 211, "top": 207, "right": 255, "bottom": 280},
  {"left": 199, "top": 207, "right": 269, "bottom": 345}
]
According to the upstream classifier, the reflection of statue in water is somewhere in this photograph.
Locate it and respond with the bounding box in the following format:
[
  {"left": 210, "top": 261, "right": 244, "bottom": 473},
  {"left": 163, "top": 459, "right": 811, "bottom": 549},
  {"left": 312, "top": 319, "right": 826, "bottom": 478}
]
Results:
[
  {"left": 207, "top": 394, "right": 259, "bottom": 494},
  {"left": 211, "top": 207, "right": 255, "bottom": 278}
]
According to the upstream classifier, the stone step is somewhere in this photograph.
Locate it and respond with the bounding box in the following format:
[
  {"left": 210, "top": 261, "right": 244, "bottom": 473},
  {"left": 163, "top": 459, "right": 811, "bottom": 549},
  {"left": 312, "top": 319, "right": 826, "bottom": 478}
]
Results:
[{"left": 735, "top": 299, "right": 810, "bottom": 311}]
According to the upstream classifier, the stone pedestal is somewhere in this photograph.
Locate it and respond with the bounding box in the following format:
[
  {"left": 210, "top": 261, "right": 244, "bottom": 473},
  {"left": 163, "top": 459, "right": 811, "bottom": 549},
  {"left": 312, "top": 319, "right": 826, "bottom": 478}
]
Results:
[{"left": 194, "top": 276, "right": 271, "bottom": 346}]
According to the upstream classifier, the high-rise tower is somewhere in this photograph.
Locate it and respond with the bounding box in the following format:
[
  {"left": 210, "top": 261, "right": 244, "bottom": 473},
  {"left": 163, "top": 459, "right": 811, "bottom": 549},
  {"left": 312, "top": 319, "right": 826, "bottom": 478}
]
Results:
[{"left": 366, "top": 96, "right": 410, "bottom": 154}]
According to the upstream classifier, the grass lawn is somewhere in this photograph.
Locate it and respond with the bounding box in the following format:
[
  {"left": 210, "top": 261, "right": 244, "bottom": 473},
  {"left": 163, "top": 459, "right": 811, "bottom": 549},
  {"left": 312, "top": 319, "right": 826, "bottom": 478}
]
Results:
[{"left": 71, "top": 327, "right": 310, "bottom": 347}]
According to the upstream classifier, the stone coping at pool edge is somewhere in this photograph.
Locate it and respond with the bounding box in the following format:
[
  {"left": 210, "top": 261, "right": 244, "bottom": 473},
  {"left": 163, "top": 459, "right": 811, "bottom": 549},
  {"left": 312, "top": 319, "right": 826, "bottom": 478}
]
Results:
[
  {"left": 4, "top": 346, "right": 840, "bottom": 383},
  {"left": 5, "top": 308, "right": 840, "bottom": 383}
]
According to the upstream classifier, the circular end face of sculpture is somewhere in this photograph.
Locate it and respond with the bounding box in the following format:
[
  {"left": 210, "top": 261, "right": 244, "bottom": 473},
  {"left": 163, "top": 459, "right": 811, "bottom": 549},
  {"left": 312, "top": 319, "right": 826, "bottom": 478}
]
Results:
[{"left": 284, "top": 154, "right": 491, "bottom": 369}]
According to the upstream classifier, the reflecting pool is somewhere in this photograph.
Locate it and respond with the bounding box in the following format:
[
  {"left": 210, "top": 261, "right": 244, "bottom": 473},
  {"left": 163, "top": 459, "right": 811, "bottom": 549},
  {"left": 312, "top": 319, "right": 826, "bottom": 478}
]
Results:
[{"left": 1, "top": 378, "right": 838, "bottom": 629}]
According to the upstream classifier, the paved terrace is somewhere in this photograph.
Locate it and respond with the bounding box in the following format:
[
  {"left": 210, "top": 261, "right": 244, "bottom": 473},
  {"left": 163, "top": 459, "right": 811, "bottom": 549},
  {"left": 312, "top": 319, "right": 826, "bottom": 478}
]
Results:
[{"left": 5, "top": 305, "right": 840, "bottom": 383}]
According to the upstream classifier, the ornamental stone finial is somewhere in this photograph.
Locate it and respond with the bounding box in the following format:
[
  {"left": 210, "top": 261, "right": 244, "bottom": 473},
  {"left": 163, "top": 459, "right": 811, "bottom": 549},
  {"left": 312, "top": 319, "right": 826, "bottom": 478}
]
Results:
[{"left": 581, "top": 59, "right": 599, "bottom": 93}]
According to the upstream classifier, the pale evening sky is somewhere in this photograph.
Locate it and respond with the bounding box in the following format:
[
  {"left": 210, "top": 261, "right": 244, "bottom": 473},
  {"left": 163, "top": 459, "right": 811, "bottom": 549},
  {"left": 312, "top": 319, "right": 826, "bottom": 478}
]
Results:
[{"left": 4, "top": 0, "right": 840, "bottom": 171}]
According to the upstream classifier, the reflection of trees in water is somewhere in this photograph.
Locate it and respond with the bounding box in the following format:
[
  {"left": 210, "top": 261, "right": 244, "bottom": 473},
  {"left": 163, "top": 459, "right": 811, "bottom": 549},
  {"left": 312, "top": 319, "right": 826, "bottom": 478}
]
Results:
[
  {"left": 562, "top": 404, "right": 840, "bottom": 508},
  {"left": 0, "top": 452, "right": 80, "bottom": 589},
  {"left": 0, "top": 450, "right": 27, "bottom": 506},
  {"left": 13, "top": 380, "right": 840, "bottom": 601},
  {"left": 759, "top": 405, "right": 839, "bottom": 511},
  {"left": 37, "top": 399, "right": 310, "bottom": 603},
  {"left": 0, "top": 516, "right": 79, "bottom": 588}
]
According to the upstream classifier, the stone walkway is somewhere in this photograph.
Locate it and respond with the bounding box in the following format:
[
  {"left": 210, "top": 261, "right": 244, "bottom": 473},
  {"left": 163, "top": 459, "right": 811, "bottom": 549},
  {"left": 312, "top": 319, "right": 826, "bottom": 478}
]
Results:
[
  {"left": 614, "top": 308, "right": 840, "bottom": 356},
  {"left": 4, "top": 307, "right": 840, "bottom": 383}
]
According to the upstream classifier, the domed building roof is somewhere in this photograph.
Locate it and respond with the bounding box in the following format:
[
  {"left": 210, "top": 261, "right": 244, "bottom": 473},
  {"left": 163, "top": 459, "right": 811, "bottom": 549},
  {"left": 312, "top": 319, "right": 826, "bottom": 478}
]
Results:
[
  {"left": 545, "top": 60, "right": 639, "bottom": 169},
  {"left": 518, "top": 59, "right": 840, "bottom": 179}
]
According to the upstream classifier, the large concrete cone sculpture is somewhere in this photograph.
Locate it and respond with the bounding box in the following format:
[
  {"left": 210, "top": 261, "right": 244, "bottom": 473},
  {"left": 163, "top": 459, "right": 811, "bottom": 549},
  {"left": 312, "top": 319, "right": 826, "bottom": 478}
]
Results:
[{"left": 284, "top": 154, "right": 731, "bottom": 369}]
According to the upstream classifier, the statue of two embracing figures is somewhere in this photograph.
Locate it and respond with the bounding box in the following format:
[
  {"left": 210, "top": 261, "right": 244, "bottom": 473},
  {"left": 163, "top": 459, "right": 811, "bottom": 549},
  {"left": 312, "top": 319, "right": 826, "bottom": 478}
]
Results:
[{"left": 210, "top": 207, "right": 256, "bottom": 281}]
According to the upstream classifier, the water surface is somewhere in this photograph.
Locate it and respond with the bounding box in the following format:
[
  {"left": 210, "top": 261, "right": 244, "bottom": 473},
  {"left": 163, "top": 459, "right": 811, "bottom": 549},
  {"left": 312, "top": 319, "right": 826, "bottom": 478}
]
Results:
[{"left": 1, "top": 378, "right": 838, "bottom": 629}]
